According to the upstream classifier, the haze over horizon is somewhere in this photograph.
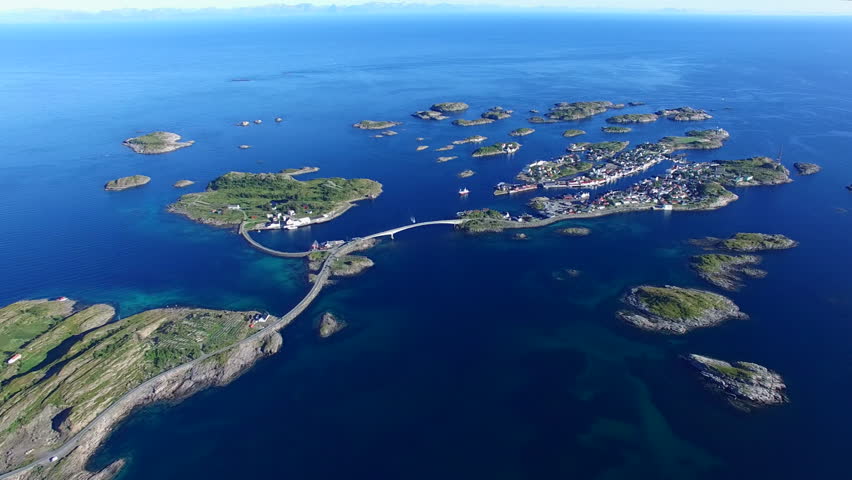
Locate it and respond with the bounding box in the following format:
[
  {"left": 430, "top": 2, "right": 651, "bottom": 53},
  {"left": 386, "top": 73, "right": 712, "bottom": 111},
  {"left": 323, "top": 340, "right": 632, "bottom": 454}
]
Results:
[{"left": 2, "top": 0, "right": 852, "bottom": 16}]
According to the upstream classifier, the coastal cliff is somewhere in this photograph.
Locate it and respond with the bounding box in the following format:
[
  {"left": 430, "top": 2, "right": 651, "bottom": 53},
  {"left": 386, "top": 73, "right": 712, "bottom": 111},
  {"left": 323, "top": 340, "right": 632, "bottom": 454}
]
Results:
[{"left": 7, "top": 332, "right": 282, "bottom": 480}]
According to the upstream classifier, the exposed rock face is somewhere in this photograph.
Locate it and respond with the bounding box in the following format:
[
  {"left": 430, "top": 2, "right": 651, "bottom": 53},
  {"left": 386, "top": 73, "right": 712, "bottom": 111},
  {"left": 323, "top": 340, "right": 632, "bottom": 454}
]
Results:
[
  {"left": 412, "top": 110, "right": 447, "bottom": 120},
  {"left": 617, "top": 286, "right": 747, "bottom": 335},
  {"left": 691, "top": 254, "right": 766, "bottom": 291},
  {"left": 173, "top": 180, "right": 195, "bottom": 188},
  {"left": 481, "top": 106, "right": 512, "bottom": 120},
  {"left": 686, "top": 354, "right": 789, "bottom": 412},
  {"left": 318, "top": 312, "right": 346, "bottom": 338},
  {"left": 122, "top": 132, "right": 194, "bottom": 154},
  {"left": 104, "top": 175, "right": 150, "bottom": 191},
  {"left": 793, "top": 162, "right": 821, "bottom": 175},
  {"left": 656, "top": 106, "right": 712, "bottom": 121}
]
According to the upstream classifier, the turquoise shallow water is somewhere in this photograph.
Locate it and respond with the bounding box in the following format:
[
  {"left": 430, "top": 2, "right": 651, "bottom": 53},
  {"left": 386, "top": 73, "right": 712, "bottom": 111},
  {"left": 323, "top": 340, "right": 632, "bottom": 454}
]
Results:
[{"left": 1, "top": 13, "right": 851, "bottom": 480}]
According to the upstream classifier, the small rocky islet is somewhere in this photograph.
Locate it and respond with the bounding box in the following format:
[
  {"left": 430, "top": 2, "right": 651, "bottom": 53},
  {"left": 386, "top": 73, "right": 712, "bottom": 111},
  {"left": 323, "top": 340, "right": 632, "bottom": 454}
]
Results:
[
  {"left": 606, "top": 113, "right": 659, "bottom": 124},
  {"left": 509, "top": 127, "right": 535, "bottom": 137},
  {"left": 458, "top": 169, "right": 475, "bottom": 178},
  {"left": 793, "top": 162, "right": 821, "bottom": 175},
  {"left": 656, "top": 106, "right": 713, "bottom": 121},
  {"left": 412, "top": 102, "right": 469, "bottom": 120},
  {"left": 353, "top": 120, "right": 401, "bottom": 130},
  {"left": 123, "top": 131, "right": 194, "bottom": 154},
  {"left": 173, "top": 180, "right": 195, "bottom": 188},
  {"left": 481, "top": 106, "right": 512, "bottom": 120},
  {"left": 318, "top": 312, "right": 347, "bottom": 338},
  {"left": 104, "top": 175, "right": 150, "bottom": 191},
  {"left": 557, "top": 227, "right": 591, "bottom": 236},
  {"left": 691, "top": 254, "right": 766, "bottom": 291},
  {"left": 602, "top": 126, "right": 632, "bottom": 133},
  {"left": 659, "top": 128, "right": 730, "bottom": 151},
  {"left": 686, "top": 354, "right": 789, "bottom": 412},
  {"left": 617, "top": 285, "right": 747, "bottom": 335}
]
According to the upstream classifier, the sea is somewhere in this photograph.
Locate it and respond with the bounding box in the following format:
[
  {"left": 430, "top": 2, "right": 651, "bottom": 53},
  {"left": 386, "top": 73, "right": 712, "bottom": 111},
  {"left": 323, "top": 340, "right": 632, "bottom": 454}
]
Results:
[{"left": 1, "top": 13, "right": 851, "bottom": 480}]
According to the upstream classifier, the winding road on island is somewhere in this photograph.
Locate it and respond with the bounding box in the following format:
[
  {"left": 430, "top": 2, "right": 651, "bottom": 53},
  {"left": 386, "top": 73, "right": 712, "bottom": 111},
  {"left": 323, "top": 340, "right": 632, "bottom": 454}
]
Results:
[{"left": 1, "top": 219, "right": 465, "bottom": 480}]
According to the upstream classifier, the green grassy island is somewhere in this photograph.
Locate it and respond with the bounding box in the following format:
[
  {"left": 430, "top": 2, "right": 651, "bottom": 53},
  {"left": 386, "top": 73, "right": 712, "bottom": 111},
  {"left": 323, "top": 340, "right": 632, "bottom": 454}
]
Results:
[
  {"left": 457, "top": 208, "right": 508, "bottom": 233},
  {"left": 353, "top": 120, "right": 401, "bottom": 130},
  {"left": 123, "top": 131, "right": 194, "bottom": 154},
  {"left": 567, "top": 141, "right": 629, "bottom": 155},
  {"left": 692, "top": 232, "right": 798, "bottom": 252},
  {"left": 562, "top": 129, "right": 586, "bottom": 137},
  {"left": 481, "top": 106, "right": 512, "bottom": 120},
  {"left": 472, "top": 142, "right": 521, "bottom": 157},
  {"left": 0, "top": 298, "right": 278, "bottom": 475},
  {"left": 691, "top": 254, "right": 766, "bottom": 291},
  {"left": 617, "top": 285, "right": 747, "bottom": 335},
  {"left": 452, "top": 118, "right": 495, "bottom": 127},
  {"left": 104, "top": 175, "right": 150, "bottom": 191},
  {"left": 509, "top": 127, "right": 535, "bottom": 137},
  {"left": 169, "top": 170, "right": 382, "bottom": 230},
  {"left": 714, "top": 157, "right": 792, "bottom": 186},
  {"left": 540, "top": 101, "right": 615, "bottom": 121},
  {"left": 659, "top": 128, "right": 730, "bottom": 151},
  {"left": 686, "top": 354, "right": 789, "bottom": 411},
  {"left": 606, "top": 113, "right": 659, "bottom": 124},
  {"left": 656, "top": 106, "right": 712, "bottom": 121},
  {"left": 431, "top": 102, "right": 469, "bottom": 113},
  {"left": 602, "top": 126, "right": 632, "bottom": 133}
]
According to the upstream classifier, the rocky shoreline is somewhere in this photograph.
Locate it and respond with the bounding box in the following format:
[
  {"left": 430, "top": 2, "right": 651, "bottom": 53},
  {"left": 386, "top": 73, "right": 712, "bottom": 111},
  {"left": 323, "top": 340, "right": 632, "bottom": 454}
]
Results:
[
  {"left": 122, "top": 131, "right": 194, "bottom": 154},
  {"left": 691, "top": 254, "right": 766, "bottom": 291},
  {"left": 104, "top": 175, "right": 150, "bottom": 191},
  {"left": 617, "top": 286, "right": 747, "bottom": 335},
  {"left": 686, "top": 354, "right": 789, "bottom": 412}
]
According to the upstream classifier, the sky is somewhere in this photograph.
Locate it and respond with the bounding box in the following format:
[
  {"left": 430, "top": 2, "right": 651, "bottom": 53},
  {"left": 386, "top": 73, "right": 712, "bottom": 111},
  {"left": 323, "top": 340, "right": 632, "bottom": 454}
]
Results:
[{"left": 1, "top": 0, "right": 852, "bottom": 15}]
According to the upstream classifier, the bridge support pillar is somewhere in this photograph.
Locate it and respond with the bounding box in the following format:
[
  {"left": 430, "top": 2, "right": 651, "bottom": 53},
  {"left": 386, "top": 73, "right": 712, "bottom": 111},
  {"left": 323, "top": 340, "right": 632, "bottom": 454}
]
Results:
[{"left": 390, "top": 233, "right": 394, "bottom": 240}]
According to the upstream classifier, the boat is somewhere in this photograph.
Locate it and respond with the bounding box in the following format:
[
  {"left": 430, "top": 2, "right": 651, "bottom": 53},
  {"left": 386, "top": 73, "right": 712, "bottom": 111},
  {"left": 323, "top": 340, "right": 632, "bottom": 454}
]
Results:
[{"left": 458, "top": 188, "right": 470, "bottom": 196}]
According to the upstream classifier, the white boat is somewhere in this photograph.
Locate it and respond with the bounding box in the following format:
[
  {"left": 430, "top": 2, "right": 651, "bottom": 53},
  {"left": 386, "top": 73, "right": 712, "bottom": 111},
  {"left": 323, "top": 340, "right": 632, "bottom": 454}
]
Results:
[{"left": 459, "top": 188, "right": 470, "bottom": 196}]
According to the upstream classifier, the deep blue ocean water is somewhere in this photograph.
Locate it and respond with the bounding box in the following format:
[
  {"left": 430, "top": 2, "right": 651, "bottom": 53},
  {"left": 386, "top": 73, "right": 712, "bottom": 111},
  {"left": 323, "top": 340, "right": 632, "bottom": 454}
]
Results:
[{"left": 1, "top": 13, "right": 852, "bottom": 479}]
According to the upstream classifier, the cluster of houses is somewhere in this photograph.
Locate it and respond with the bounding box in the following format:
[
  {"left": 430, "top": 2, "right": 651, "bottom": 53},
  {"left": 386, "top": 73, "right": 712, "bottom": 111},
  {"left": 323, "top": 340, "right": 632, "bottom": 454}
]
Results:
[
  {"left": 561, "top": 143, "right": 669, "bottom": 189},
  {"left": 311, "top": 240, "right": 345, "bottom": 251},
  {"left": 259, "top": 210, "right": 314, "bottom": 230},
  {"left": 534, "top": 162, "right": 727, "bottom": 218}
]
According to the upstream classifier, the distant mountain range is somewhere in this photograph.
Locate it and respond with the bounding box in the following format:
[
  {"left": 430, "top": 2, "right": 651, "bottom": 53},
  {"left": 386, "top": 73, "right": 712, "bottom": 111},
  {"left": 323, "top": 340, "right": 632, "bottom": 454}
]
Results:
[{"left": 1, "top": 2, "right": 849, "bottom": 22}]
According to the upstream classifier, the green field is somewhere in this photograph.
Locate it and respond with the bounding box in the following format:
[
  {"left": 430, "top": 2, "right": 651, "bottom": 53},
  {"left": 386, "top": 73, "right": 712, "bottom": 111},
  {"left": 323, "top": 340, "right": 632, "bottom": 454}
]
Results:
[{"left": 170, "top": 171, "right": 382, "bottom": 229}]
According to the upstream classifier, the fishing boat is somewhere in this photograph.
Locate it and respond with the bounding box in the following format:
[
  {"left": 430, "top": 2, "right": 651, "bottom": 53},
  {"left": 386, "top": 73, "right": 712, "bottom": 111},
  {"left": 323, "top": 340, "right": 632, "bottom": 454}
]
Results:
[{"left": 458, "top": 188, "right": 470, "bottom": 196}]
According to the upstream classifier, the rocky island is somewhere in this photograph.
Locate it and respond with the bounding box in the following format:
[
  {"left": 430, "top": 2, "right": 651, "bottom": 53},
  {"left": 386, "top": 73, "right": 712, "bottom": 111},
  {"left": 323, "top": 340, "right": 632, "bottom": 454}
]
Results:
[
  {"left": 353, "top": 120, "right": 401, "bottom": 130},
  {"left": 686, "top": 354, "right": 789, "bottom": 411},
  {"left": 307, "top": 248, "right": 375, "bottom": 281},
  {"left": 412, "top": 110, "right": 447, "bottom": 120},
  {"left": 606, "top": 113, "right": 659, "bottom": 124},
  {"left": 793, "top": 162, "right": 821, "bottom": 175},
  {"left": 659, "top": 128, "right": 730, "bottom": 151},
  {"left": 453, "top": 135, "right": 487, "bottom": 144},
  {"left": 691, "top": 254, "right": 766, "bottom": 291},
  {"left": 557, "top": 227, "right": 591, "bottom": 236},
  {"left": 122, "top": 131, "right": 194, "bottom": 154},
  {"left": 472, "top": 142, "right": 521, "bottom": 157},
  {"left": 458, "top": 169, "right": 475, "bottom": 178},
  {"left": 567, "top": 140, "right": 629, "bottom": 156},
  {"left": 431, "top": 102, "right": 469, "bottom": 113},
  {"left": 533, "top": 100, "right": 616, "bottom": 122},
  {"left": 617, "top": 285, "right": 747, "bottom": 334},
  {"left": 562, "top": 129, "right": 586, "bottom": 137},
  {"left": 318, "top": 312, "right": 346, "bottom": 338},
  {"left": 169, "top": 170, "right": 382, "bottom": 230},
  {"left": 691, "top": 232, "right": 798, "bottom": 252},
  {"left": 437, "top": 156, "right": 458, "bottom": 163},
  {"left": 602, "top": 126, "right": 632, "bottom": 133},
  {"left": 510, "top": 127, "right": 535, "bottom": 137},
  {"left": 481, "top": 106, "right": 512, "bottom": 120},
  {"left": 657, "top": 106, "right": 713, "bottom": 121},
  {"left": 452, "top": 118, "right": 495, "bottom": 127},
  {"left": 104, "top": 175, "right": 150, "bottom": 191},
  {"left": 173, "top": 180, "right": 195, "bottom": 188}
]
